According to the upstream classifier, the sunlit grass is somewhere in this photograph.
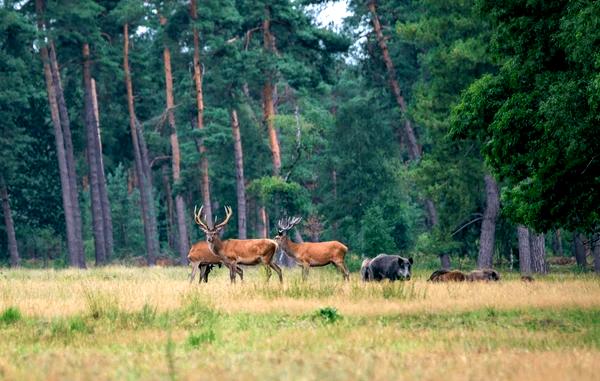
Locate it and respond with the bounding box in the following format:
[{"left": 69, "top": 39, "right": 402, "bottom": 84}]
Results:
[{"left": 0, "top": 266, "right": 599, "bottom": 380}]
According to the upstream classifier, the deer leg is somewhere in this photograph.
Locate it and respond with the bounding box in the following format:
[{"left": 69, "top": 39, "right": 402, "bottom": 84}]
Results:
[
  {"left": 302, "top": 264, "right": 310, "bottom": 281},
  {"left": 189, "top": 262, "right": 199, "bottom": 284},
  {"left": 201, "top": 265, "right": 211, "bottom": 283},
  {"left": 270, "top": 262, "right": 283, "bottom": 283},
  {"left": 227, "top": 263, "right": 237, "bottom": 284},
  {"left": 334, "top": 261, "right": 350, "bottom": 281},
  {"left": 263, "top": 263, "right": 272, "bottom": 282},
  {"left": 235, "top": 266, "right": 244, "bottom": 282}
]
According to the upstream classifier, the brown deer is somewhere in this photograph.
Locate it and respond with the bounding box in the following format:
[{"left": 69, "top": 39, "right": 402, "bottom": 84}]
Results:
[
  {"left": 187, "top": 241, "right": 243, "bottom": 283},
  {"left": 194, "top": 205, "right": 283, "bottom": 283},
  {"left": 274, "top": 217, "right": 349, "bottom": 280}
]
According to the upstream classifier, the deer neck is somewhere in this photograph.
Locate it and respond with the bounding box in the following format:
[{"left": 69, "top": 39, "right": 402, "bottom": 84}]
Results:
[
  {"left": 280, "top": 236, "right": 300, "bottom": 259},
  {"left": 208, "top": 237, "right": 226, "bottom": 259}
]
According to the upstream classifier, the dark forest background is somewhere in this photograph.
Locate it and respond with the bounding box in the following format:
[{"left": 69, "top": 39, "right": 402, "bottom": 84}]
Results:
[{"left": 0, "top": 0, "right": 598, "bottom": 273}]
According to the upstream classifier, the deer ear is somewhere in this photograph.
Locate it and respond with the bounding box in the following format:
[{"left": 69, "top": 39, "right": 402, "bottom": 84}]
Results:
[{"left": 409, "top": 257, "right": 414, "bottom": 265}]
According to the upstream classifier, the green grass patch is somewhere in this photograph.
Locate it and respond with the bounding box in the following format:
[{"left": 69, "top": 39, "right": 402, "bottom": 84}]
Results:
[{"left": 0, "top": 307, "right": 22, "bottom": 325}]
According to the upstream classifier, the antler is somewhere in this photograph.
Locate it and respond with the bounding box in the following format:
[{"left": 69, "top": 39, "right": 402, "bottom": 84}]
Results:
[
  {"left": 278, "top": 216, "right": 302, "bottom": 231},
  {"left": 194, "top": 205, "right": 210, "bottom": 232},
  {"left": 214, "top": 206, "right": 233, "bottom": 230}
]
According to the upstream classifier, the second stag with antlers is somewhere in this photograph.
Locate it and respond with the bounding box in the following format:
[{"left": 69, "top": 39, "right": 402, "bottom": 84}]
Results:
[
  {"left": 275, "top": 217, "right": 349, "bottom": 280},
  {"left": 194, "top": 205, "right": 283, "bottom": 283}
]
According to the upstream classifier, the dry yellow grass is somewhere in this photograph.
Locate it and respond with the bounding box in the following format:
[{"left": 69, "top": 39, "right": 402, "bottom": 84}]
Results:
[
  {"left": 0, "top": 266, "right": 599, "bottom": 380},
  {"left": 1, "top": 266, "right": 599, "bottom": 317}
]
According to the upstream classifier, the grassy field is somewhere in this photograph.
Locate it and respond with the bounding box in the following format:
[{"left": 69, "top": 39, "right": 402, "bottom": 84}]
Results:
[{"left": 0, "top": 266, "right": 599, "bottom": 380}]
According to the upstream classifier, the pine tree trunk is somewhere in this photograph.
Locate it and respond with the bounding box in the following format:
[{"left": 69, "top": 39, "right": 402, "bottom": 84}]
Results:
[
  {"left": 552, "top": 229, "right": 564, "bottom": 256},
  {"left": 48, "top": 41, "right": 85, "bottom": 268},
  {"left": 593, "top": 234, "right": 600, "bottom": 275},
  {"left": 517, "top": 225, "right": 532, "bottom": 274},
  {"left": 367, "top": 0, "right": 420, "bottom": 160},
  {"left": 160, "top": 18, "right": 189, "bottom": 262},
  {"left": 123, "top": 23, "right": 159, "bottom": 265},
  {"left": 530, "top": 232, "right": 547, "bottom": 274},
  {"left": 161, "top": 164, "right": 176, "bottom": 251},
  {"left": 573, "top": 233, "right": 587, "bottom": 268},
  {"left": 230, "top": 109, "right": 247, "bottom": 239},
  {"left": 368, "top": 0, "right": 445, "bottom": 268},
  {"left": 262, "top": 10, "right": 282, "bottom": 176},
  {"left": 477, "top": 174, "right": 500, "bottom": 269},
  {"left": 83, "top": 43, "right": 107, "bottom": 266},
  {"left": 190, "top": 0, "right": 213, "bottom": 225},
  {"left": 257, "top": 206, "right": 268, "bottom": 238},
  {"left": 36, "top": 0, "right": 80, "bottom": 268},
  {"left": 0, "top": 177, "right": 20, "bottom": 267},
  {"left": 91, "top": 78, "right": 114, "bottom": 261}
]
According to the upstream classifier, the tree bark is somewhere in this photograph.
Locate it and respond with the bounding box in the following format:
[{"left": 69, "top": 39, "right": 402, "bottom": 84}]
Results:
[
  {"left": 48, "top": 41, "right": 85, "bottom": 267},
  {"left": 552, "top": 229, "right": 564, "bottom": 256},
  {"left": 262, "top": 9, "right": 282, "bottom": 176},
  {"left": 477, "top": 174, "right": 500, "bottom": 269},
  {"left": 0, "top": 177, "right": 20, "bottom": 267},
  {"left": 367, "top": 0, "right": 420, "bottom": 160},
  {"left": 161, "top": 164, "right": 176, "bottom": 251},
  {"left": 90, "top": 78, "right": 114, "bottom": 261},
  {"left": 257, "top": 205, "right": 268, "bottom": 238},
  {"left": 368, "top": 0, "right": 445, "bottom": 268},
  {"left": 190, "top": 0, "right": 213, "bottom": 225},
  {"left": 573, "top": 233, "right": 587, "bottom": 268},
  {"left": 517, "top": 225, "right": 532, "bottom": 274},
  {"left": 593, "top": 234, "right": 600, "bottom": 275},
  {"left": 83, "top": 43, "right": 107, "bottom": 266},
  {"left": 230, "top": 109, "right": 247, "bottom": 239},
  {"left": 161, "top": 16, "right": 189, "bottom": 262},
  {"left": 124, "top": 23, "right": 159, "bottom": 265},
  {"left": 36, "top": 0, "right": 80, "bottom": 268},
  {"left": 530, "top": 232, "right": 547, "bottom": 274}
]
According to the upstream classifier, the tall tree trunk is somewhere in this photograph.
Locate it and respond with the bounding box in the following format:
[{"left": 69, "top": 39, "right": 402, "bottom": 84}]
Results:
[
  {"left": 257, "top": 206, "right": 268, "bottom": 238},
  {"left": 161, "top": 17, "right": 189, "bottom": 262},
  {"left": 573, "top": 233, "right": 587, "bottom": 268},
  {"left": 368, "top": 0, "right": 445, "bottom": 268},
  {"left": 262, "top": 9, "right": 282, "bottom": 176},
  {"left": 190, "top": 0, "right": 213, "bottom": 225},
  {"left": 48, "top": 41, "right": 85, "bottom": 267},
  {"left": 161, "top": 164, "right": 176, "bottom": 251},
  {"left": 530, "top": 232, "right": 547, "bottom": 274},
  {"left": 593, "top": 234, "right": 600, "bottom": 275},
  {"left": 478, "top": 174, "right": 500, "bottom": 269},
  {"left": 552, "top": 229, "right": 564, "bottom": 256},
  {"left": 123, "top": 23, "right": 159, "bottom": 265},
  {"left": 83, "top": 42, "right": 107, "bottom": 266},
  {"left": 517, "top": 225, "right": 532, "bottom": 274},
  {"left": 230, "top": 109, "right": 247, "bottom": 239},
  {"left": 35, "top": 0, "right": 80, "bottom": 268},
  {"left": 0, "top": 176, "right": 20, "bottom": 267},
  {"left": 91, "top": 78, "right": 114, "bottom": 261},
  {"left": 367, "top": 0, "right": 420, "bottom": 160}
]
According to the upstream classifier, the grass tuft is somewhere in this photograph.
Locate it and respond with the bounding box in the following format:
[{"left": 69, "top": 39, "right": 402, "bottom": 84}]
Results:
[
  {"left": 313, "top": 306, "right": 342, "bottom": 324},
  {"left": 0, "top": 306, "right": 22, "bottom": 325}
]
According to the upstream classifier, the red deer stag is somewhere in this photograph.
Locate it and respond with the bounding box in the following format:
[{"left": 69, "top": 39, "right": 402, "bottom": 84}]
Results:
[
  {"left": 194, "top": 205, "right": 282, "bottom": 283},
  {"left": 275, "top": 217, "right": 349, "bottom": 280},
  {"left": 187, "top": 241, "right": 243, "bottom": 283}
]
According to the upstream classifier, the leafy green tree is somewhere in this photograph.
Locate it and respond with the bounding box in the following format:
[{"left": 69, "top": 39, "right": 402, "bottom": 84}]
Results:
[{"left": 451, "top": 0, "right": 600, "bottom": 234}]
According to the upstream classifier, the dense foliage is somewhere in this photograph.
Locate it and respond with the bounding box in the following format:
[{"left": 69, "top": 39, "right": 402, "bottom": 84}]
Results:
[{"left": 0, "top": 0, "right": 597, "bottom": 268}]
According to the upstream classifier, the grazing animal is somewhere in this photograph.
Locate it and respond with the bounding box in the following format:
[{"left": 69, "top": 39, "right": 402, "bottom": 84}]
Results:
[
  {"left": 274, "top": 217, "right": 349, "bottom": 281},
  {"left": 194, "top": 205, "right": 282, "bottom": 283},
  {"left": 466, "top": 269, "right": 500, "bottom": 282},
  {"left": 187, "top": 241, "right": 243, "bottom": 283},
  {"left": 428, "top": 269, "right": 500, "bottom": 282},
  {"left": 360, "top": 258, "right": 372, "bottom": 281},
  {"left": 364, "top": 254, "right": 413, "bottom": 282}
]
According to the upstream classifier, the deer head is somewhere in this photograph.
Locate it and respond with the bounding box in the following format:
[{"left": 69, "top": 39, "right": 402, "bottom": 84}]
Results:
[
  {"left": 276, "top": 216, "right": 302, "bottom": 238},
  {"left": 194, "top": 205, "right": 233, "bottom": 243}
]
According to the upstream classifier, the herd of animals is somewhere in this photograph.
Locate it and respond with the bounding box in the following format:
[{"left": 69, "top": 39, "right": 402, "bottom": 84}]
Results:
[{"left": 188, "top": 206, "right": 509, "bottom": 284}]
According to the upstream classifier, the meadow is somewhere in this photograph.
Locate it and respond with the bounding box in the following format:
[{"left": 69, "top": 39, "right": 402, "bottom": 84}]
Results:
[{"left": 0, "top": 266, "right": 599, "bottom": 380}]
